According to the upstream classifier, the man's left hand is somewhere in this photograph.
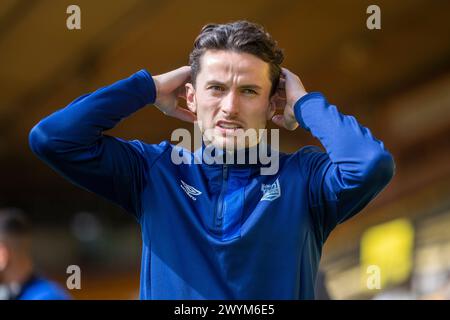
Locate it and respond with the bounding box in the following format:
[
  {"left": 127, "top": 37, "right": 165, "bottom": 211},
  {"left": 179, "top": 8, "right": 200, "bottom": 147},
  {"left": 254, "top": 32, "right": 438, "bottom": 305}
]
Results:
[{"left": 271, "top": 68, "right": 308, "bottom": 131}]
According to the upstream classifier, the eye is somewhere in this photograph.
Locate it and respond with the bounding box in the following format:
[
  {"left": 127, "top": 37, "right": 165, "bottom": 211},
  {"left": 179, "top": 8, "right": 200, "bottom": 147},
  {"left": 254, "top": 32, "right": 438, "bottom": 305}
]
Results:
[
  {"left": 208, "top": 85, "right": 225, "bottom": 92},
  {"left": 242, "top": 88, "right": 258, "bottom": 95}
]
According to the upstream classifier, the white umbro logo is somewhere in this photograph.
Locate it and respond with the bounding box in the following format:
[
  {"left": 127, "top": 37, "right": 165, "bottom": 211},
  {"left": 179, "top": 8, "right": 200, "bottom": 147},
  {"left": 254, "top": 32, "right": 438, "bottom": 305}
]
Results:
[
  {"left": 180, "top": 180, "right": 202, "bottom": 201},
  {"left": 261, "top": 178, "right": 281, "bottom": 201}
]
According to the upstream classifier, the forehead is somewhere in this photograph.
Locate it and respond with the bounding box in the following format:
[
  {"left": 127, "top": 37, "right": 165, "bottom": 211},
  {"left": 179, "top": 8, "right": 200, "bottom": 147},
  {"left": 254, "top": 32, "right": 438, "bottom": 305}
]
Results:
[{"left": 198, "top": 50, "right": 271, "bottom": 85}]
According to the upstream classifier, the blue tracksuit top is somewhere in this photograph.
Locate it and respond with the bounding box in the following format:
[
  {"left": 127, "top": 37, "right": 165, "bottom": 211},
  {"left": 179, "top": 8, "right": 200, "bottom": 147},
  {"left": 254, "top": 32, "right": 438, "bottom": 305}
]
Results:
[{"left": 28, "top": 69, "right": 395, "bottom": 299}]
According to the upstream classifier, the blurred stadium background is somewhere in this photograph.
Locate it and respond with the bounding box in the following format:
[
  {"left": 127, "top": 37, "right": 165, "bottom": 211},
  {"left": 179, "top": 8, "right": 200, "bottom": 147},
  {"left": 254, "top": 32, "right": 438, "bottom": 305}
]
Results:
[{"left": 1, "top": 0, "right": 450, "bottom": 299}]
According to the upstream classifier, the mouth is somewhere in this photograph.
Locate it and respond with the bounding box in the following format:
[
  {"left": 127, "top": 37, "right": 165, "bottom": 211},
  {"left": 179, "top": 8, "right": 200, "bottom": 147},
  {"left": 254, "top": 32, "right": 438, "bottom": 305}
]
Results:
[{"left": 215, "top": 120, "right": 244, "bottom": 135}]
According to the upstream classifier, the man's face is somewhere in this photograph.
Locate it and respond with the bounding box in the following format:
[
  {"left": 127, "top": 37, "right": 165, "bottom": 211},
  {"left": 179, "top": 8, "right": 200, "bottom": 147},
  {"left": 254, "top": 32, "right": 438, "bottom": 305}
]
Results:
[
  {"left": 186, "top": 50, "right": 276, "bottom": 150},
  {"left": 0, "top": 242, "right": 9, "bottom": 281}
]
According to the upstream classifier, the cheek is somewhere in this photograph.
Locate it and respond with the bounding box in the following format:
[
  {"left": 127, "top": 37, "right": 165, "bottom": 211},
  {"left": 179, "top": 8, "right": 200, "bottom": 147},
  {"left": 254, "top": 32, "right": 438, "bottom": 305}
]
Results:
[
  {"left": 195, "top": 98, "right": 220, "bottom": 127},
  {"left": 244, "top": 100, "right": 271, "bottom": 125}
]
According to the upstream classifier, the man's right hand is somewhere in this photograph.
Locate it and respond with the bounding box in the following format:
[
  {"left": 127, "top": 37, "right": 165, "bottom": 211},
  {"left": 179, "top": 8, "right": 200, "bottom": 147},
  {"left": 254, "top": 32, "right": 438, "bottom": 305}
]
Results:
[{"left": 152, "top": 66, "right": 197, "bottom": 123}]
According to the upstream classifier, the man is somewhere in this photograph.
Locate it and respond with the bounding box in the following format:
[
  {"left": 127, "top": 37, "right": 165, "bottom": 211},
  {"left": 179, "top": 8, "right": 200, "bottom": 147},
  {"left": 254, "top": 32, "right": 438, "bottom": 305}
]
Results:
[
  {"left": 29, "top": 21, "right": 395, "bottom": 299},
  {"left": 0, "top": 208, "right": 70, "bottom": 300}
]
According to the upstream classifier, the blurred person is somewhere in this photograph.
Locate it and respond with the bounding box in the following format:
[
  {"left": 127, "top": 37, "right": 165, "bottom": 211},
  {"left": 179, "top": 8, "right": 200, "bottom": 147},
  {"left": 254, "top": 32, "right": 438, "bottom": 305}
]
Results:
[
  {"left": 29, "top": 21, "right": 395, "bottom": 299},
  {"left": 0, "top": 208, "right": 70, "bottom": 300}
]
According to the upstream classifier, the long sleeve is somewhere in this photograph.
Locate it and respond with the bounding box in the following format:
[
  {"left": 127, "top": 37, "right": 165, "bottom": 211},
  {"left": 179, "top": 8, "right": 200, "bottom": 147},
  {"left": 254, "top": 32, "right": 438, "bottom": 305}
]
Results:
[
  {"left": 28, "top": 69, "right": 161, "bottom": 220},
  {"left": 294, "top": 92, "right": 395, "bottom": 243}
]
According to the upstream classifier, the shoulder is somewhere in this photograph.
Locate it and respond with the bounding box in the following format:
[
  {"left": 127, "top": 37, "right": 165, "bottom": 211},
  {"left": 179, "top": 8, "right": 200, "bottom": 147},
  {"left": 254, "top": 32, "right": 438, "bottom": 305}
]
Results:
[
  {"left": 292, "top": 145, "right": 331, "bottom": 174},
  {"left": 127, "top": 139, "right": 173, "bottom": 156},
  {"left": 292, "top": 145, "right": 327, "bottom": 162},
  {"left": 114, "top": 139, "right": 174, "bottom": 165}
]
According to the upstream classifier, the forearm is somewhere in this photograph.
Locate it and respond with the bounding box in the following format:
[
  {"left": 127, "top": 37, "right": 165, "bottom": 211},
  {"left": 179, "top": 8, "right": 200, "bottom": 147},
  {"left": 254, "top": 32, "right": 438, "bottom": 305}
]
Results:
[
  {"left": 294, "top": 92, "right": 395, "bottom": 186},
  {"left": 28, "top": 70, "right": 157, "bottom": 217},
  {"left": 29, "top": 69, "right": 156, "bottom": 153}
]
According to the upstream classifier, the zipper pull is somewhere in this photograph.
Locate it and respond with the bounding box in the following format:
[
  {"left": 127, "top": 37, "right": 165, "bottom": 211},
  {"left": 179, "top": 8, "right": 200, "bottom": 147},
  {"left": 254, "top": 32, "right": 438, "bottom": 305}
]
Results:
[{"left": 223, "top": 164, "right": 229, "bottom": 180}]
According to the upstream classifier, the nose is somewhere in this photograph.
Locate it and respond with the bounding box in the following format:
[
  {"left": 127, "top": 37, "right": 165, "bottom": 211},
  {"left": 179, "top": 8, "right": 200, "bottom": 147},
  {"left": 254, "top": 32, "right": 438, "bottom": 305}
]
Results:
[{"left": 221, "top": 91, "right": 240, "bottom": 116}]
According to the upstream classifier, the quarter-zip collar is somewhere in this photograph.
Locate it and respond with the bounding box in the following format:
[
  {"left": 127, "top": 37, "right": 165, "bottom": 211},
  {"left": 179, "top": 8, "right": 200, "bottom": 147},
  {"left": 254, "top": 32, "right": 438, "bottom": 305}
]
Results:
[{"left": 193, "top": 140, "right": 275, "bottom": 169}]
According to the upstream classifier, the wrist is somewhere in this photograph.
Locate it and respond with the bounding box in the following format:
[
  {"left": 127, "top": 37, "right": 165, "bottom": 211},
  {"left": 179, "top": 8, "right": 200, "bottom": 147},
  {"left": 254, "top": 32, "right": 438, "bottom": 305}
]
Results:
[
  {"left": 293, "top": 92, "right": 325, "bottom": 130},
  {"left": 135, "top": 69, "right": 157, "bottom": 105},
  {"left": 290, "top": 91, "right": 308, "bottom": 107},
  {"left": 152, "top": 76, "right": 161, "bottom": 105}
]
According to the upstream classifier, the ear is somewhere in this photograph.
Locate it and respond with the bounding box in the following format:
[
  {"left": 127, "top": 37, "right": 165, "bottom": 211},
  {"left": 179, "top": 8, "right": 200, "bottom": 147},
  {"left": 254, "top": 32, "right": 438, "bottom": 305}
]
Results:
[
  {"left": 266, "top": 94, "right": 277, "bottom": 120},
  {"left": 185, "top": 83, "right": 197, "bottom": 114}
]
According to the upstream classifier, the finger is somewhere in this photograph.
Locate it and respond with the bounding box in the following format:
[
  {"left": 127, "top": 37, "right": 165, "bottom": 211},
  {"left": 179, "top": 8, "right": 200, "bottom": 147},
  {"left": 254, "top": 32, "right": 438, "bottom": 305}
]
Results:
[
  {"left": 281, "top": 67, "right": 293, "bottom": 77},
  {"left": 281, "top": 68, "right": 299, "bottom": 85},
  {"left": 281, "top": 67, "right": 307, "bottom": 98},
  {"left": 181, "top": 66, "right": 192, "bottom": 81},
  {"left": 169, "top": 66, "right": 192, "bottom": 89},
  {"left": 277, "top": 78, "right": 285, "bottom": 90},
  {"left": 176, "top": 66, "right": 192, "bottom": 78},
  {"left": 271, "top": 115, "right": 288, "bottom": 129},
  {"left": 177, "top": 86, "right": 187, "bottom": 100},
  {"left": 172, "top": 106, "right": 197, "bottom": 123}
]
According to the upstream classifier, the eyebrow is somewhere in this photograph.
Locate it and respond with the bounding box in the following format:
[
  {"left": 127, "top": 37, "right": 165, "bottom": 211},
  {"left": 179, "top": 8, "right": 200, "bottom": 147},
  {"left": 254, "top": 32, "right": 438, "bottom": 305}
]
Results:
[{"left": 205, "top": 80, "right": 262, "bottom": 90}]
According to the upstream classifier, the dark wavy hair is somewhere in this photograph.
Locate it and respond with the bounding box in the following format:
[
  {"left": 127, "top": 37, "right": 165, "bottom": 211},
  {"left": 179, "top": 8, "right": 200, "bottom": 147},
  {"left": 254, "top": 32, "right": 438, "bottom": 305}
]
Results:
[
  {"left": 0, "top": 208, "right": 31, "bottom": 242},
  {"left": 189, "top": 20, "right": 284, "bottom": 97}
]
